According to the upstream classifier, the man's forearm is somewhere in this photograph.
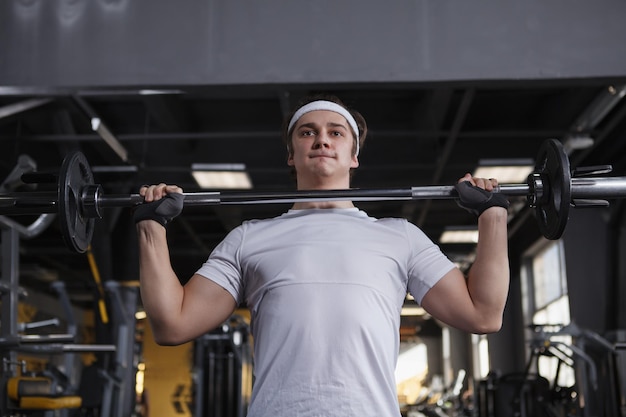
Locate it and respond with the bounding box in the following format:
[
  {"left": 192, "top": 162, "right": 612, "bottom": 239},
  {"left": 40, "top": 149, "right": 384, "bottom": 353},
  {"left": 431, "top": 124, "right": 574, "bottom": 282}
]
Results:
[
  {"left": 137, "top": 221, "right": 185, "bottom": 334},
  {"left": 467, "top": 207, "right": 510, "bottom": 328}
]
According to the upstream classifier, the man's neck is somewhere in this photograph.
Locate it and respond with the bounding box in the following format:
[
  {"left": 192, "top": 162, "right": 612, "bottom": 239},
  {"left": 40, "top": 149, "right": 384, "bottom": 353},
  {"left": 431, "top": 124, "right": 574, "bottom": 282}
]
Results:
[
  {"left": 291, "top": 200, "right": 355, "bottom": 210},
  {"left": 291, "top": 179, "right": 355, "bottom": 210}
]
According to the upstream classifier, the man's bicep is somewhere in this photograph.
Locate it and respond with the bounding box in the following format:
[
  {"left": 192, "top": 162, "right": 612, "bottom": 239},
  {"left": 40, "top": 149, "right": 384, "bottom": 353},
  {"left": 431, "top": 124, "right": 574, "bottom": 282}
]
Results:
[
  {"left": 419, "top": 268, "right": 477, "bottom": 332},
  {"left": 181, "top": 274, "right": 239, "bottom": 335}
]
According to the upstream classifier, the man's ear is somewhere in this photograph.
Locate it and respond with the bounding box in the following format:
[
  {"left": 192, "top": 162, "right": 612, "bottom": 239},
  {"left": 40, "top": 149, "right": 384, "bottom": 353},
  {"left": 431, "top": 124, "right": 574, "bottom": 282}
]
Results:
[{"left": 351, "top": 155, "right": 359, "bottom": 169}]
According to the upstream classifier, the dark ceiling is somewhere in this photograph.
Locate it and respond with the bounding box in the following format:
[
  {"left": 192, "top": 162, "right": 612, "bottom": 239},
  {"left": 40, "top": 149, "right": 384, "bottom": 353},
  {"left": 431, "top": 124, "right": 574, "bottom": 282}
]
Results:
[{"left": 1, "top": 80, "right": 626, "bottom": 311}]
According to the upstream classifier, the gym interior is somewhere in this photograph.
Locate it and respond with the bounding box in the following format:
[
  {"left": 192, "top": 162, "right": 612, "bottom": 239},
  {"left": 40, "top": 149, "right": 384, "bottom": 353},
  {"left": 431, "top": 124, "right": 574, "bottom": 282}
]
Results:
[{"left": 1, "top": 2, "right": 626, "bottom": 416}]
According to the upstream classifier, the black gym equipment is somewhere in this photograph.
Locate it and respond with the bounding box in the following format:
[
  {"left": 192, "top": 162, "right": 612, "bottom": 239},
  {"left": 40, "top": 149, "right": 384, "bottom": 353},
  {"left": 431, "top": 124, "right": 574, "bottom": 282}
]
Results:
[
  {"left": 1, "top": 139, "right": 626, "bottom": 252},
  {"left": 193, "top": 315, "right": 253, "bottom": 417},
  {"left": 0, "top": 155, "right": 139, "bottom": 417},
  {"left": 475, "top": 323, "right": 624, "bottom": 417}
]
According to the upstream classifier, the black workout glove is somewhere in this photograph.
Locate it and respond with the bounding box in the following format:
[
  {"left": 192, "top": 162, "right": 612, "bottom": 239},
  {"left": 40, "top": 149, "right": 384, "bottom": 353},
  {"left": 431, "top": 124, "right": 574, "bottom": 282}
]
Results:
[
  {"left": 133, "top": 193, "right": 184, "bottom": 227},
  {"left": 455, "top": 181, "right": 510, "bottom": 217}
]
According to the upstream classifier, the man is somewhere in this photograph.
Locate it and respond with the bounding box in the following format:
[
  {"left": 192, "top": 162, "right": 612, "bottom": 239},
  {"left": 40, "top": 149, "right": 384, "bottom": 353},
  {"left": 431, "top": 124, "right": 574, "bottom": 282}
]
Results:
[{"left": 134, "top": 95, "right": 510, "bottom": 416}]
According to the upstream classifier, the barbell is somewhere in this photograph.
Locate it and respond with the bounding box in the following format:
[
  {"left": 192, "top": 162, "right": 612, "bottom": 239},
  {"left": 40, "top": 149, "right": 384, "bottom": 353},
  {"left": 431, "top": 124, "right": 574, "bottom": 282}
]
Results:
[{"left": 1, "top": 139, "right": 626, "bottom": 253}]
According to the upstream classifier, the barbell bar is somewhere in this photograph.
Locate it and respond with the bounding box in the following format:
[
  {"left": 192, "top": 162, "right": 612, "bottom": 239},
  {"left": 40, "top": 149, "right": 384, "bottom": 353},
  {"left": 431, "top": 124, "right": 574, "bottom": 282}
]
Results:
[
  {"left": 0, "top": 139, "right": 625, "bottom": 253},
  {"left": 4, "top": 179, "right": 625, "bottom": 209}
]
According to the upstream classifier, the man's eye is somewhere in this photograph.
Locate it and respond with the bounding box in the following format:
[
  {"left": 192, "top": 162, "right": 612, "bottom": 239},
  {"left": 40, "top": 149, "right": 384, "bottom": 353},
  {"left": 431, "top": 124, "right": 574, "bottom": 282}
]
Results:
[
  {"left": 331, "top": 131, "right": 343, "bottom": 137},
  {"left": 301, "top": 130, "right": 315, "bottom": 136}
]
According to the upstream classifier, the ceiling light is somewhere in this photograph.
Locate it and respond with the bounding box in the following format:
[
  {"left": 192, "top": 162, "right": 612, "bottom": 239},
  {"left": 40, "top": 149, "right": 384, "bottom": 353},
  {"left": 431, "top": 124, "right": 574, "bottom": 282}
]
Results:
[
  {"left": 401, "top": 305, "right": 427, "bottom": 316},
  {"left": 138, "top": 89, "right": 184, "bottom": 95},
  {"left": 440, "top": 227, "right": 479, "bottom": 244},
  {"left": 92, "top": 165, "right": 138, "bottom": 173},
  {"left": 473, "top": 158, "right": 534, "bottom": 184},
  {"left": 191, "top": 163, "right": 252, "bottom": 189}
]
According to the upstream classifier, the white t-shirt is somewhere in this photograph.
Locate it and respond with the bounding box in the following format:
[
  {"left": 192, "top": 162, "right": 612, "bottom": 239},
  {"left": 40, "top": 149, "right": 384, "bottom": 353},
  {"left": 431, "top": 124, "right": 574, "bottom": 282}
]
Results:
[{"left": 196, "top": 208, "right": 455, "bottom": 417}]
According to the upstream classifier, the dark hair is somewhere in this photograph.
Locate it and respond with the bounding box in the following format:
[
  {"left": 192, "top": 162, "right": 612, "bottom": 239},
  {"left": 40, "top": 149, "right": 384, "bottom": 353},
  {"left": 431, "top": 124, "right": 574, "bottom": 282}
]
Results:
[{"left": 281, "top": 94, "right": 368, "bottom": 160}]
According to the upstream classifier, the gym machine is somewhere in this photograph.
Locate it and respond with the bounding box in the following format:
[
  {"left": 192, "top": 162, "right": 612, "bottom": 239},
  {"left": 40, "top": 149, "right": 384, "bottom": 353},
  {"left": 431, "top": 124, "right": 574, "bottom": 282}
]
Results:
[
  {"left": 0, "top": 156, "right": 139, "bottom": 417},
  {"left": 192, "top": 314, "right": 253, "bottom": 417},
  {"left": 474, "top": 323, "right": 625, "bottom": 417}
]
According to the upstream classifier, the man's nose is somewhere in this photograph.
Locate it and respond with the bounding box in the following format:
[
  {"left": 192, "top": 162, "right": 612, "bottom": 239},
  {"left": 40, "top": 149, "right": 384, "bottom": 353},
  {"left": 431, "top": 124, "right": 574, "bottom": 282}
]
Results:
[{"left": 313, "top": 132, "right": 330, "bottom": 148}]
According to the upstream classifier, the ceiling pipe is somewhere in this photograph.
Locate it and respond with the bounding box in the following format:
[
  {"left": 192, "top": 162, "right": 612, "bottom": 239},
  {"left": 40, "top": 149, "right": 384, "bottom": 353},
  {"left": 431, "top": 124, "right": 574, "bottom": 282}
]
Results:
[
  {"left": 0, "top": 98, "right": 53, "bottom": 119},
  {"left": 570, "top": 85, "right": 626, "bottom": 167},
  {"left": 72, "top": 95, "right": 130, "bottom": 163},
  {"left": 571, "top": 84, "right": 626, "bottom": 133},
  {"left": 564, "top": 84, "right": 626, "bottom": 156}
]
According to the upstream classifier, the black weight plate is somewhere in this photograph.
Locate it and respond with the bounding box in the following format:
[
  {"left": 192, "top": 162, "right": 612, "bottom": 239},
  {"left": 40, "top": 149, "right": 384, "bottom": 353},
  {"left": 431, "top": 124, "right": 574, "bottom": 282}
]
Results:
[
  {"left": 534, "top": 139, "right": 571, "bottom": 240},
  {"left": 58, "top": 152, "right": 95, "bottom": 253}
]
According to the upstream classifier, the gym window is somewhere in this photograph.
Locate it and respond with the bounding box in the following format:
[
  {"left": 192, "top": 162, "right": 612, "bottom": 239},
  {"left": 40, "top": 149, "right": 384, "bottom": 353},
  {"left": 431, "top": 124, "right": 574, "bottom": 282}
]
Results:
[{"left": 521, "top": 239, "right": 574, "bottom": 387}]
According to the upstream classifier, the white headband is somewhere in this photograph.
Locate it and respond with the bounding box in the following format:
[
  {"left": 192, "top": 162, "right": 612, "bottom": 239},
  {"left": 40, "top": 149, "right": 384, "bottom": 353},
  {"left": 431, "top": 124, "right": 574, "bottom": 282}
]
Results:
[{"left": 287, "top": 100, "right": 360, "bottom": 156}]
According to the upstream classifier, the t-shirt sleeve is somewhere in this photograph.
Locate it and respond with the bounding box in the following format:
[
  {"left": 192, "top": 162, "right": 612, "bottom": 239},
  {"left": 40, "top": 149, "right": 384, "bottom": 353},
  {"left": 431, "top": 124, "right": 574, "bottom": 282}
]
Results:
[
  {"left": 195, "top": 226, "right": 245, "bottom": 304},
  {"left": 404, "top": 221, "right": 456, "bottom": 304}
]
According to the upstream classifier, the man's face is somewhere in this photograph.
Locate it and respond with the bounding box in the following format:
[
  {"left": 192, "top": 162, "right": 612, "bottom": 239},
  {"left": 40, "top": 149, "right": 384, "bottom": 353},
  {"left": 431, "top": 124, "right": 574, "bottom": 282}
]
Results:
[{"left": 287, "top": 110, "right": 359, "bottom": 187}]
